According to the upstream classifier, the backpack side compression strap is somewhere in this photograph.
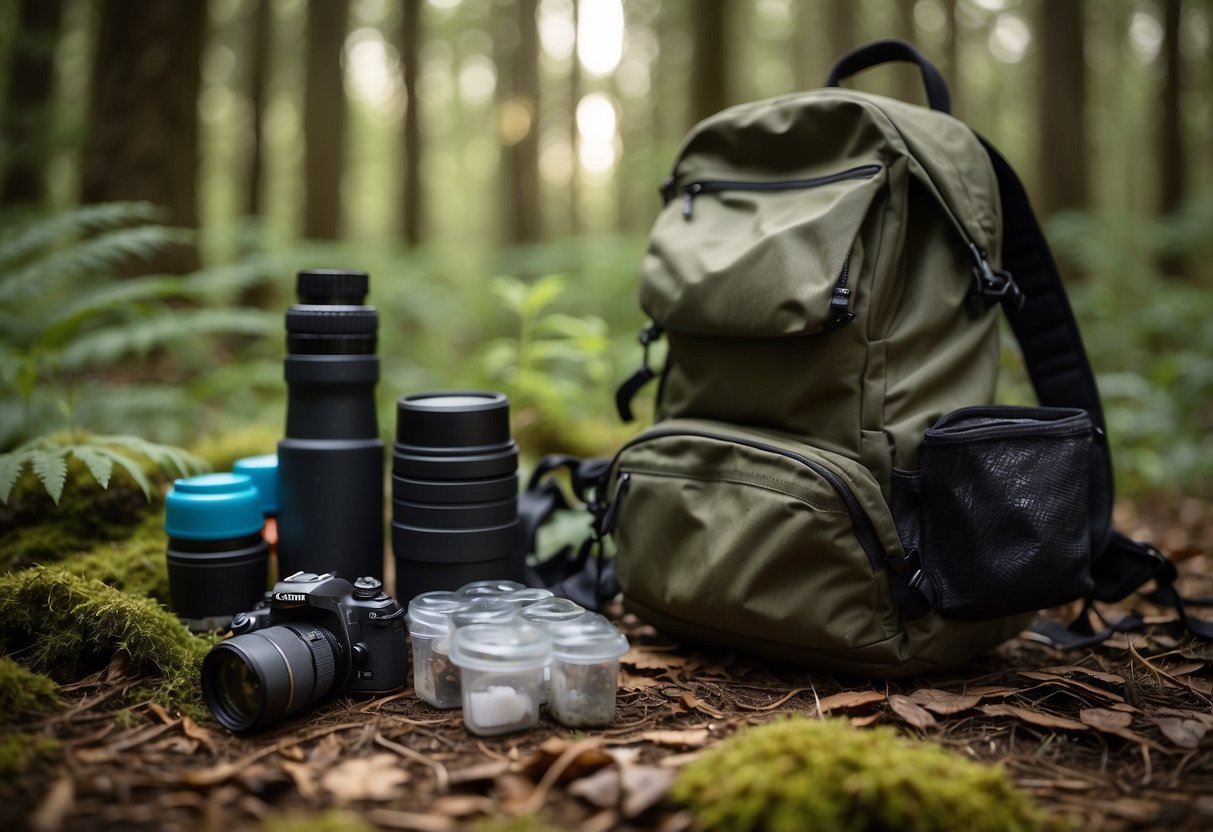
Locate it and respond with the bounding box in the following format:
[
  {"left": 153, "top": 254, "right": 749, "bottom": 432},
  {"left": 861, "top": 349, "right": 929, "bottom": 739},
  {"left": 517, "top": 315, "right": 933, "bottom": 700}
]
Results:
[{"left": 978, "top": 136, "right": 1209, "bottom": 639}]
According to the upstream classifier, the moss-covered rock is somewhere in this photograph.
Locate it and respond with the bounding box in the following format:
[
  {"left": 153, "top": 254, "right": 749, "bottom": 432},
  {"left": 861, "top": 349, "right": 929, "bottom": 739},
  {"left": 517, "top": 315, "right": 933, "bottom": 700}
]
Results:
[
  {"left": 0, "top": 463, "right": 161, "bottom": 570},
  {"left": 60, "top": 513, "right": 171, "bottom": 601},
  {"left": 0, "top": 732, "right": 60, "bottom": 781},
  {"left": 0, "top": 655, "right": 61, "bottom": 723},
  {"left": 673, "top": 717, "right": 1056, "bottom": 832},
  {"left": 0, "top": 567, "right": 209, "bottom": 710}
]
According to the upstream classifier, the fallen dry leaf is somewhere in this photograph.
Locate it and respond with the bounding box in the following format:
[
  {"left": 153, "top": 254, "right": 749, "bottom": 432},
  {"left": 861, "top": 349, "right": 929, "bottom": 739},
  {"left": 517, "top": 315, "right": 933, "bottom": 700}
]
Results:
[
  {"left": 907, "top": 688, "right": 982, "bottom": 715},
  {"left": 29, "top": 770, "right": 74, "bottom": 832},
  {"left": 620, "top": 669, "right": 666, "bottom": 692},
  {"left": 1039, "top": 665, "right": 1126, "bottom": 686},
  {"left": 180, "top": 716, "right": 216, "bottom": 755},
  {"left": 569, "top": 767, "right": 621, "bottom": 810},
  {"left": 623, "top": 647, "right": 690, "bottom": 671},
  {"left": 639, "top": 729, "right": 711, "bottom": 749},
  {"left": 849, "top": 713, "right": 884, "bottom": 727},
  {"left": 979, "top": 704, "right": 1088, "bottom": 732},
  {"left": 320, "top": 754, "right": 410, "bottom": 803},
  {"left": 620, "top": 764, "right": 676, "bottom": 818},
  {"left": 428, "top": 795, "right": 495, "bottom": 818},
  {"left": 1080, "top": 708, "right": 1133, "bottom": 731},
  {"left": 528, "top": 737, "right": 612, "bottom": 782},
  {"left": 888, "top": 695, "right": 938, "bottom": 730},
  {"left": 447, "top": 760, "right": 511, "bottom": 785},
  {"left": 680, "top": 691, "right": 725, "bottom": 719},
  {"left": 280, "top": 760, "right": 318, "bottom": 800},
  {"left": 818, "top": 690, "right": 887, "bottom": 713},
  {"left": 1152, "top": 717, "right": 1208, "bottom": 749},
  {"left": 1019, "top": 671, "right": 1125, "bottom": 703}
]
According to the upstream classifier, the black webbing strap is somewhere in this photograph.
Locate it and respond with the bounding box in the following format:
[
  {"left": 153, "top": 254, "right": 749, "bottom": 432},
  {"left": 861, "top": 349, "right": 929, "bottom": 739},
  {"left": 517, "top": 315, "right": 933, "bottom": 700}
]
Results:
[
  {"left": 980, "top": 135, "right": 1212, "bottom": 644},
  {"left": 826, "top": 39, "right": 951, "bottom": 114}
]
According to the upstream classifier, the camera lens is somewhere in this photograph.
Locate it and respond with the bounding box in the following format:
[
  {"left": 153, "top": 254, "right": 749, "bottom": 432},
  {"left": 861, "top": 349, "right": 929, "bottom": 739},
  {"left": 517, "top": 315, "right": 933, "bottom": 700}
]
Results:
[
  {"left": 278, "top": 269, "right": 385, "bottom": 582},
  {"left": 201, "top": 622, "right": 339, "bottom": 732},
  {"left": 391, "top": 391, "right": 522, "bottom": 603}
]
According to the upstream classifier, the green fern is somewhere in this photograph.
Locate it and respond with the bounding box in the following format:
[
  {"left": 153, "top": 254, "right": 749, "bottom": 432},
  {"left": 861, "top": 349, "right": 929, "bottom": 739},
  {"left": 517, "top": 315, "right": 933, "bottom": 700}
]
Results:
[
  {"left": 0, "top": 201, "right": 164, "bottom": 268},
  {"left": 0, "top": 434, "right": 206, "bottom": 504}
]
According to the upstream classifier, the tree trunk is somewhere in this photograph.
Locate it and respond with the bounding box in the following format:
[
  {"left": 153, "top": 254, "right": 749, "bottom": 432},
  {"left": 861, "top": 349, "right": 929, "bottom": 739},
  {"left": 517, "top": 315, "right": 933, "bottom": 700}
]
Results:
[
  {"left": 895, "top": 0, "right": 919, "bottom": 104},
  {"left": 399, "top": 0, "right": 423, "bottom": 246},
  {"left": 303, "top": 0, "right": 350, "bottom": 240},
  {"left": 690, "top": 0, "right": 727, "bottom": 125},
  {"left": 1, "top": 0, "right": 62, "bottom": 206},
  {"left": 942, "top": 0, "right": 960, "bottom": 113},
  {"left": 81, "top": 0, "right": 206, "bottom": 273},
  {"left": 1159, "top": 0, "right": 1183, "bottom": 217},
  {"left": 1036, "top": 0, "right": 1089, "bottom": 218},
  {"left": 827, "top": 0, "right": 857, "bottom": 60},
  {"left": 244, "top": 0, "right": 272, "bottom": 218},
  {"left": 497, "top": 0, "right": 542, "bottom": 245},
  {"left": 568, "top": 0, "right": 581, "bottom": 236}
]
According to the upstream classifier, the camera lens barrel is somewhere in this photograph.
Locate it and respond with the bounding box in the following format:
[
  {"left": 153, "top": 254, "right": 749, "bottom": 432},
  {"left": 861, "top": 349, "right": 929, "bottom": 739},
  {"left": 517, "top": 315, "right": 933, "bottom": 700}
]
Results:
[
  {"left": 392, "top": 391, "right": 523, "bottom": 603},
  {"left": 165, "top": 473, "right": 269, "bottom": 632},
  {"left": 201, "top": 622, "right": 340, "bottom": 732},
  {"left": 278, "top": 270, "right": 385, "bottom": 582}
]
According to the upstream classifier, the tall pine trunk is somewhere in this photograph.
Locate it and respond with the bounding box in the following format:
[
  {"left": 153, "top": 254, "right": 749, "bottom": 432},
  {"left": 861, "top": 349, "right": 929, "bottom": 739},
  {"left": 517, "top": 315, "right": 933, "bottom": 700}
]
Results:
[
  {"left": 1036, "top": 0, "right": 1089, "bottom": 219},
  {"left": 497, "top": 0, "right": 542, "bottom": 245},
  {"left": 1, "top": 0, "right": 62, "bottom": 206},
  {"left": 303, "top": 0, "right": 350, "bottom": 240},
  {"left": 244, "top": 0, "right": 272, "bottom": 219},
  {"left": 690, "top": 0, "right": 727, "bottom": 125},
  {"left": 81, "top": 0, "right": 206, "bottom": 273}
]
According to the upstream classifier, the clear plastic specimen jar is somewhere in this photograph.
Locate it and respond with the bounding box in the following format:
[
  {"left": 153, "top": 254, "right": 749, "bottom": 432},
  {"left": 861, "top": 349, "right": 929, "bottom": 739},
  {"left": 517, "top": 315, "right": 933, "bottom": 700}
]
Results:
[
  {"left": 449, "top": 597, "right": 522, "bottom": 630},
  {"left": 500, "top": 587, "right": 554, "bottom": 607},
  {"left": 519, "top": 597, "right": 586, "bottom": 703},
  {"left": 407, "top": 590, "right": 465, "bottom": 708},
  {"left": 455, "top": 579, "right": 526, "bottom": 600},
  {"left": 547, "top": 616, "right": 629, "bottom": 728},
  {"left": 450, "top": 620, "right": 551, "bottom": 737}
]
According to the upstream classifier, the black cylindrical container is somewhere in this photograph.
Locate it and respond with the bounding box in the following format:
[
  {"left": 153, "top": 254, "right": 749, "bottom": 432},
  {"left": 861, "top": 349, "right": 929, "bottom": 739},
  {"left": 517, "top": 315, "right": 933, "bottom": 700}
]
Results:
[
  {"left": 165, "top": 473, "right": 269, "bottom": 632},
  {"left": 392, "top": 391, "right": 522, "bottom": 603},
  {"left": 278, "top": 269, "right": 385, "bottom": 580}
]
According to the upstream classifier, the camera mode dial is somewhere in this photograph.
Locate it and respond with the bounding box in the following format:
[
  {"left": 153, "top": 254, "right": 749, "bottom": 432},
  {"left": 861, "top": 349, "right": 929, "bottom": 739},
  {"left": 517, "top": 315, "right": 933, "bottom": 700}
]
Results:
[{"left": 353, "top": 576, "right": 383, "bottom": 599}]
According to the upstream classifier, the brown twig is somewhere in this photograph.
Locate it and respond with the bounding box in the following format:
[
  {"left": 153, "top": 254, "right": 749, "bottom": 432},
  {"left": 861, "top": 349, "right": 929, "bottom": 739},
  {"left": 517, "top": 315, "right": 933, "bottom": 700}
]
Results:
[
  {"left": 180, "top": 721, "right": 367, "bottom": 787},
  {"left": 374, "top": 732, "right": 451, "bottom": 794}
]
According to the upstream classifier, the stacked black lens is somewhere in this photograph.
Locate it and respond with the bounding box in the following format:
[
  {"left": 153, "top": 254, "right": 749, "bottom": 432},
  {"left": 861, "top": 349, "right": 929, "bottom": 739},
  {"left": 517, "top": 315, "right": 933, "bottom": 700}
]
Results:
[
  {"left": 392, "top": 392, "right": 522, "bottom": 603},
  {"left": 278, "top": 269, "right": 385, "bottom": 581}
]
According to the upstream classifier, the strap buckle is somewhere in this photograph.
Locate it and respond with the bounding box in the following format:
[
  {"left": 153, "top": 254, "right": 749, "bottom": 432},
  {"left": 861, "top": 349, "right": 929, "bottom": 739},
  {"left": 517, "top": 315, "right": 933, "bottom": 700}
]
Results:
[{"left": 966, "top": 244, "right": 1025, "bottom": 316}]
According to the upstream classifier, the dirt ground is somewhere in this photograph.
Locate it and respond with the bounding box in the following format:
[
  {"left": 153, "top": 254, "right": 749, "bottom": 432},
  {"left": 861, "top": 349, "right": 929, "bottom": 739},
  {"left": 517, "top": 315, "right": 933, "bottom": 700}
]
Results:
[{"left": 8, "top": 498, "right": 1213, "bottom": 832}]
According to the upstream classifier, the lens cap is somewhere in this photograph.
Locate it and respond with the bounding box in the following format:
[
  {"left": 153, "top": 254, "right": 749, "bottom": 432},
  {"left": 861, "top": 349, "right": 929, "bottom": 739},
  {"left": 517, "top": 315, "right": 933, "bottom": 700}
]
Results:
[
  {"left": 395, "top": 391, "right": 512, "bottom": 449},
  {"left": 296, "top": 269, "right": 369, "bottom": 304}
]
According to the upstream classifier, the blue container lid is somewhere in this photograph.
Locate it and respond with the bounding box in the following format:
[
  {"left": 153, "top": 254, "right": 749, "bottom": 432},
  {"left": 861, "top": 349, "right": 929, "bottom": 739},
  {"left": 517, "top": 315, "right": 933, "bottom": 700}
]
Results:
[
  {"left": 232, "top": 454, "right": 279, "bottom": 515},
  {"left": 165, "top": 473, "right": 265, "bottom": 540}
]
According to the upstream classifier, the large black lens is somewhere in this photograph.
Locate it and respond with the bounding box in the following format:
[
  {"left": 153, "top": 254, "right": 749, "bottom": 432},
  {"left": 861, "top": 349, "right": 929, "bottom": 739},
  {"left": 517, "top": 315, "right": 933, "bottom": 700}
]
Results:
[
  {"left": 391, "top": 391, "right": 522, "bottom": 603},
  {"left": 201, "top": 623, "right": 339, "bottom": 732},
  {"left": 278, "top": 269, "right": 385, "bottom": 582}
]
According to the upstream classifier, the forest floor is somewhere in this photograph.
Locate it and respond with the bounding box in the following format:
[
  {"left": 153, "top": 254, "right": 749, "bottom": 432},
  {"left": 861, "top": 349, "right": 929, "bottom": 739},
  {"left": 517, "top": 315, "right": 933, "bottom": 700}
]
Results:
[{"left": 8, "top": 498, "right": 1213, "bottom": 832}]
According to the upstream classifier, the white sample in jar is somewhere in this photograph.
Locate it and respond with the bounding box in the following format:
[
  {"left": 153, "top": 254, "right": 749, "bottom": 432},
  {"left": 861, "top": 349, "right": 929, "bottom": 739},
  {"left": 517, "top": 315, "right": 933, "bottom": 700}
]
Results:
[
  {"left": 406, "top": 590, "right": 465, "bottom": 708},
  {"left": 519, "top": 597, "right": 586, "bottom": 705},
  {"left": 450, "top": 619, "right": 551, "bottom": 737},
  {"left": 546, "top": 614, "right": 629, "bottom": 728}
]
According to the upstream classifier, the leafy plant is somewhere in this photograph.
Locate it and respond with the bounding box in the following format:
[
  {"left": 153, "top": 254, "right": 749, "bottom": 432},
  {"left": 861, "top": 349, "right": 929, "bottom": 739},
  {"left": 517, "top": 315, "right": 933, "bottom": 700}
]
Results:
[
  {"left": 0, "top": 202, "right": 278, "bottom": 500},
  {"left": 0, "top": 433, "right": 204, "bottom": 504}
]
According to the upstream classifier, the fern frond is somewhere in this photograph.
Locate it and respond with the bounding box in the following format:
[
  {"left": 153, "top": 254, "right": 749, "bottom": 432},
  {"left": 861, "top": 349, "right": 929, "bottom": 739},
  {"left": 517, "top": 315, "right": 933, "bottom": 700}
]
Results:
[
  {"left": 90, "top": 446, "right": 153, "bottom": 500},
  {"left": 93, "top": 435, "right": 207, "bottom": 479},
  {"left": 0, "top": 202, "right": 165, "bottom": 269},
  {"left": 0, "top": 225, "right": 193, "bottom": 305},
  {"left": 70, "top": 446, "right": 113, "bottom": 489},
  {"left": 30, "top": 445, "right": 69, "bottom": 504},
  {"left": 57, "top": 308, "right": 276, "bottom": 371},
  {"left": 176, "top": 260, "right": 277, "bottom": 302},
  {"left": 0, "top": 447, "right": 31, "bottom": 502}
]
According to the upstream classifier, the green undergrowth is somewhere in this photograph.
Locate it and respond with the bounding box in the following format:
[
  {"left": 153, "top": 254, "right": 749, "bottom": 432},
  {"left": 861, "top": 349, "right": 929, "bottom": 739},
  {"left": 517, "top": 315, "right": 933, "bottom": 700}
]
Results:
[
  {"left": 260, "top": 809, "right": 375, "bottom": 832},
  {"left": 0, "top": 655, "right": 61, "bottom": 722},
  {"left": 189, "top": 422, "right": 281, "bottom": 473},
  {"left": 673, "top": 717, "right": 1058, "bottom": 832},
  {"left": 0, "top": 732, "right": 60, "bottom": 782},
  {"left": 0, "top": 458, "right": 163, "bottom": 570},
  {"left": 0, "top": 567, "right": 209, "bottom": 712}
]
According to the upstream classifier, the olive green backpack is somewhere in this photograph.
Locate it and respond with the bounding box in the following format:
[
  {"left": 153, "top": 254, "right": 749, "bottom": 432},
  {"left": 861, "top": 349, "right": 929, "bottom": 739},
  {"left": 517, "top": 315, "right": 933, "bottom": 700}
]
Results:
[{"left": 524, "top": 41, "right": 1202, "bottom": 677}]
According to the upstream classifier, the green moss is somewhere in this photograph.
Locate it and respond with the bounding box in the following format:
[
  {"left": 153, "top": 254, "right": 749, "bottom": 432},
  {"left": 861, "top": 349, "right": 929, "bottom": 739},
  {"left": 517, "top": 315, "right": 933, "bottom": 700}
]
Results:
[
  {"left": 61, "top": 513, "right": 171, "bottom": 601},
  {"left": 0, "top": 655, "right": 61, "bottom": 722},
  {"left": 190, "top": 424, "right": 280, "bottom": 472},
  {"left": 0, "top": 567, "right": 209, "bottom": 711},
  {"left": 259, "top": 809, "right": 375, "bottom": 832},
  {"left": 0, "top": 461, "right": 162, "bottom": 570},
  {"left": 0, "top": 732, "right": 60, "bottom": 781},
  {"left": 673, "top": 717, "right": 1057, "bottom": 832}
]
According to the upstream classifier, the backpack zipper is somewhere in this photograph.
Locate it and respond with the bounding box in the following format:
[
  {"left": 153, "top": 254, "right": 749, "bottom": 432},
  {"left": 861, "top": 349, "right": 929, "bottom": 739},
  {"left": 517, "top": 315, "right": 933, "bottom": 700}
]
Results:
[
  {"left": 670, "top": 164, "right": 882, "bottom": 221},
  {"left": 614, "top": 427, "right": 887, "bottom": 572}
]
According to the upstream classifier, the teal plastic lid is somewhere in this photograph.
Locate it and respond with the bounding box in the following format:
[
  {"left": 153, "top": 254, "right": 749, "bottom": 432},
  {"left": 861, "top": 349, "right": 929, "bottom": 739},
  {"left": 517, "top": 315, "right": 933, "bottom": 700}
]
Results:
[
  {"left": 165, "top": 473, "right": 264, "bottom": 540},
  {"left": 233, "top": 454, "right": 278, "bottom": 515}
]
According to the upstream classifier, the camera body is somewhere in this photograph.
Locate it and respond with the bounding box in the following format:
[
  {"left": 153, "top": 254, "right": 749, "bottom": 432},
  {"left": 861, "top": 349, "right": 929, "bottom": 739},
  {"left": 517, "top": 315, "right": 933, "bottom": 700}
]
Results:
[
  {"left": 232, "top": 571, "right": 408, "bottom": 694},
  {"left": 202, "top": 571, "right": 407, "bottom": 731}
]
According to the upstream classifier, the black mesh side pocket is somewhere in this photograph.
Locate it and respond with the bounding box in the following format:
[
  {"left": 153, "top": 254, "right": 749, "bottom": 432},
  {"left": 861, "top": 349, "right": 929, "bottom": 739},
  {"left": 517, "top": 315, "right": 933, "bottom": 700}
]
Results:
[{"left": 917, "top": 406, "right": 1095, "bottom": 620}]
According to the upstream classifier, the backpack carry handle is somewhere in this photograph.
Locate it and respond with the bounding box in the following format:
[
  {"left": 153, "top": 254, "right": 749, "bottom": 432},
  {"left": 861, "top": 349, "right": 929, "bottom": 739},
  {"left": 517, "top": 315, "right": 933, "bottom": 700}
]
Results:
[{"left": 826, "top": 39, "right": 951, "bottom": 114}]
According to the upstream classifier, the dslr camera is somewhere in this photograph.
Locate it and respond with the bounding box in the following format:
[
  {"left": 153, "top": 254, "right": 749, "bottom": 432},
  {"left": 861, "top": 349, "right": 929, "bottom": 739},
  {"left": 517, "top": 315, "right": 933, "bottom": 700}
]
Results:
[{"left": 201, "top": 571, "right": 408, "bottom": 732}]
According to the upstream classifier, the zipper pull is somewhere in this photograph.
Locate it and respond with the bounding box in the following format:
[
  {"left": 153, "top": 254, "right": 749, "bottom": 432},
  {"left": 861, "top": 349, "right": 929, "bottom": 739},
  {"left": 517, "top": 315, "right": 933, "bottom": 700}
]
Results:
[
  {"left": 596, "top": 472, "right": 631, "bottom": 536},
  {"left": 659, "top": 175, "right": 677, "bottom": 204},
  {"left": 682, "top": 184, "right": 702, "bottom": 220}
]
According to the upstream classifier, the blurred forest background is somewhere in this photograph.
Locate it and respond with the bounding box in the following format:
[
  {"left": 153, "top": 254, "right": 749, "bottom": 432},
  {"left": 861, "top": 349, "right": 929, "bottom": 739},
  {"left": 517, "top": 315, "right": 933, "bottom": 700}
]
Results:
[{"left": 1, "top": 0, "right": 1211, "bottom": 501}]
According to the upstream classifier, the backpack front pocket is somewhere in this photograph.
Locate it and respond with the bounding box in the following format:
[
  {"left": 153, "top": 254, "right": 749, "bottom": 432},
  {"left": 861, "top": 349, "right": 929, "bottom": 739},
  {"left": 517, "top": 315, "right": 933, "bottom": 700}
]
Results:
[
  {"left": 642, "top": 164, "right": 885, "bottom": 336},
  {"left": 610, "top": 420, "right": 902, "bottom": 654},
  {"left": 891, "top": 406, "right": 1095, "bottom": 620}
]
